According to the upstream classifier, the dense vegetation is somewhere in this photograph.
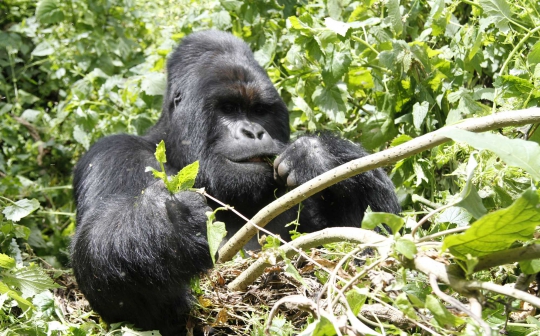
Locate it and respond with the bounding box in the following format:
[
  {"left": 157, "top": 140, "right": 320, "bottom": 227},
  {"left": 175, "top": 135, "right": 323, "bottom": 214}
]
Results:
[{"left": 2, "top": 0, "right": 540, "bottom": 334}]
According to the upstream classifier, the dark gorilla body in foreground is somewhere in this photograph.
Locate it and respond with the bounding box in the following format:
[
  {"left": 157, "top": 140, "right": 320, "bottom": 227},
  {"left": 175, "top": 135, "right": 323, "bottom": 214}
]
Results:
[{"left": 71, "top": 31, "right": 400, "bottom": 334}]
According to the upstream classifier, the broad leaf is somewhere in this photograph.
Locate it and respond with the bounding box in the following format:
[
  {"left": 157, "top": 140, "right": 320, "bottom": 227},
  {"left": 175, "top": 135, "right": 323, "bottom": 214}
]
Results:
[
  {"left": 3, "top": 264, "right": 61, "bottom": 298},
  {"left": 387, "top": 0, "right": 403, "bottom": 37},
  {"left": 312, "top": 83, "right": 348, "bottom": 123},
  {"left": 425, "top": 295, "right": 459, "bottom": 326},
  {"left": 440, "top": 128, "right": 540, "bottom": 181},
  {"left": 171, "top": 161, "right": 199, "bottom": 192},
  {"left": 479, "top": 0, "right": 513, "bottom": 33},
  {"left": 141, "top": 72, "right": 166, "bottom": 96},
  {"left": 456, "top": 154, "right": 487, "bottom": 219},
  {"left": 395, "top": 237, "right": 417, "bottom": 259},
  {"left": 0, "top": 282, "right": 34, "bottom": 311},
  {"left": 0, "top": 254, "right": 16, "bottom": 269},
  {"left": 412, "top": 101, "right": 429, "bottom": 130},
  {"left": 2, "top": 199, "right": 40, "bottom": 222},
  {"left": 36, "top": 0, "right": 64, "bottom": 24},
  {"left": 362, "top": 211, "right": 404, "bottom": 233},
  {"left": 442, "top": 189, "right": 540, "bottom": 259}
]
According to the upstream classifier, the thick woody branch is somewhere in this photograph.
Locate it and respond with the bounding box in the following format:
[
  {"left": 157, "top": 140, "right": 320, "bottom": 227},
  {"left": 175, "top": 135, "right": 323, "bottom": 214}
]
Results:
[{"left": 218, "top": 108, "right": 540, "bottom": 263}]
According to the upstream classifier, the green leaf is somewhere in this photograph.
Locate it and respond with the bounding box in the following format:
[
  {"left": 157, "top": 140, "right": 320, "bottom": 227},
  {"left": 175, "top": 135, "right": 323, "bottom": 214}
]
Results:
[
  {"left": 359, "top": 113, "right": 398, "bottom": 150},
  {"left": 412, "top": 101, "right": 429, "bottom": 130},
  {"left": 322, "top": 49, "right": 352, "bottom": 87},
  {"left": 520, "top": 258, "right": 540, "bottom": 275},
  {"left": 206, "top": 220, "right": 227, "bottom": 265},
  {"left": 479, "top": 0, "right": 513, "bottom": 33},
  {"left": 324, "top": 18, "right": 349, "bottom": 36},
  {"left": 346, "top": 288, "right": 367, "bottom": 315},
  {"left": 31, "top": 41, "right": 54, "bottom": 57},
  {"left": 312, "top": 83, "right": 348, "bottom": 123},
  {"left": 2, "top": 199, "right": 40, "bottom": 222},
  {"left": 442, "top": 189, "right": 540, "bottom": 259},
  {"left": 0, "top": 254, "right": 16, "bottom": 269},
  {"left": 3, "top": 264, "right": 61, "bottom": 298},
  {"left": 387, "top": 0, "right": 403, "bottom": 37},
  {"left": 141, "top": 72, "right": 166, "bottom": 96},
  {"left": 425, "top": 295, "right": 459, "bottom": 326},
  {"left": 155, "top": 140, "right": 167, "bottom": 164},
  {"left": 171, "top": 161, "right": 199, "bottom": 193},
  {"left": 439, "top": 128, "right": 540, "bottom": 181},
  {"left": 254, "top": 33, "right": 277, "bottom": 68},
  {"left": 395, "top": 238, "right": 417, "bottom": 259},
  {"left": 437, "top": 207, "right": 472, "bottom": 226},
  {"left": 0, "top": 281, "right": 34, "bottom": 311},
  {"left": 145, "top": 166, "right": 166, "bottom": 180},
  {"left": 36, "top": 0, "right": 64, "bottom": 24},
  {"left": 456, "top": 154, "right": 487, "bottom": 219},
  {"left": 361, "top": 211, "right": 404, "bottom": 233},
  {"left": 528, "top": 41, "right": 540, "bottom": 66},
  {"left": 73, "top": 125, "right": 90, "bottom": 150},
  {"left": 283, "top": 258, "right": 306, "bottom": 285},
  {"left": 395, "top": 292, "right": 417, "bottom": 319},
  {"left": 306, "top": 315, "right": 338, "bottom": 336}
]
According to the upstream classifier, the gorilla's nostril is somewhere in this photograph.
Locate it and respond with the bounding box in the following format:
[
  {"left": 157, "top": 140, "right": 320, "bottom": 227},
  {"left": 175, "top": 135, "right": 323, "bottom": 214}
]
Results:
[{"left": 242, "top": 129, "right": 256, "bottom": 139}]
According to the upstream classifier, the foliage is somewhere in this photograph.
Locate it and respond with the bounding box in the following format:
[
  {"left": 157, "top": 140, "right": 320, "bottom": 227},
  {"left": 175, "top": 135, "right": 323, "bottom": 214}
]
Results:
[{"left": 1, "top": 0, "right": 540, "bottom": 334}]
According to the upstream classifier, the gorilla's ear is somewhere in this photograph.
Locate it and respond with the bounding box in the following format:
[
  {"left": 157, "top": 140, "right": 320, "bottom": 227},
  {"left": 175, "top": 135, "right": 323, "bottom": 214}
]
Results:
[{"left": 169, "top": 91, "right": 182, "bottom": 113}]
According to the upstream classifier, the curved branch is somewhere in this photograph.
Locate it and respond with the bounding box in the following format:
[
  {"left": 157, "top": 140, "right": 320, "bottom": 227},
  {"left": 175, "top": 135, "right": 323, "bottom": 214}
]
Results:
[
  {"left": 474, "top": 244, "right": 540, "bottom": 272},
  {"left": 227, "top": 227, "right": 386, "bottom": 291},
  {"left": 218, "top": 108, "right": 540, "bottom": 263}
]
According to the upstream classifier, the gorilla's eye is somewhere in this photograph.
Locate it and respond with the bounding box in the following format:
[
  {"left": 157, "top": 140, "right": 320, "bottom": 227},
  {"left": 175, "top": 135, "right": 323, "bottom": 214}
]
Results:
[
  {"left": 221, "top": 102, "right": 237, "bottom": 114},
  {"left": 252, "top": 104, "right": 271, "bottom": 115}
]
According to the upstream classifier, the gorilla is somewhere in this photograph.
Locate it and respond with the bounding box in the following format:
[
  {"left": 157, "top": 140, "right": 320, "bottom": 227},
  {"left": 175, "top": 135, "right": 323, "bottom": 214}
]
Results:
[{"left": 71, "top": 30, "right": 400, "bottom": 334}]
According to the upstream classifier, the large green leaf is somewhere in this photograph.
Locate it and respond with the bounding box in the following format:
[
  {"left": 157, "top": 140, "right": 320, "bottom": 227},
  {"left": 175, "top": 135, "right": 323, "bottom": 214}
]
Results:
[
  {"left": 442, "top": 189, "right": 540, "bottom": 259},
  {"left": 36, "top": 0, "right": 65, "bottom": 24},
  {"left": 440, "top": 128, "right": 540, "bottom": 180},
  {"left": 3, "top": 264, "right": 61, "bottom": 298},
  {"left": 2, "top": 199, "right": 40, "bottom": 222},
  {"left": 0, "top": 282, "right": 34, "bottom": 311},
  {"left": 387, "top": 0, "right": 403, "bottom": 37},
  {"left": 479, "top": 0, "right": 513, "bottom": 33},
  {"left": 312, "top": 84, "right": 348, "bottom": 123}
]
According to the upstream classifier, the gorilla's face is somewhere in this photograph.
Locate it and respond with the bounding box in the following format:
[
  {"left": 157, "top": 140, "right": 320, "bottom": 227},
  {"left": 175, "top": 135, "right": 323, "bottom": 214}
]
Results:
[
  {"left": 163, "top": 32, "right": 290, "bottom": 204},
  {"left": 197, "top": 63, "right": 289, "bottom": 203}
]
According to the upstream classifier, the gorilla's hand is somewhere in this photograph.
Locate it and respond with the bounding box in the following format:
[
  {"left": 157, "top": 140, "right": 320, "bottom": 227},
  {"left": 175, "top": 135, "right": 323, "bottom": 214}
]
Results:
[
  {"left": 274, "top": 136, "right": 336, "bottom": 188},
  {"left": 166, "top": 190, "right": 211, "bottom": 233}
]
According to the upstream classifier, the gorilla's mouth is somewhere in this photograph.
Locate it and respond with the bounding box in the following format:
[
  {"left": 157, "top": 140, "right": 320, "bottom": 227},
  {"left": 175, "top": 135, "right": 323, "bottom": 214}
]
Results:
[{"left": 235, "top": 155, "right": 274, "bottom": 165}]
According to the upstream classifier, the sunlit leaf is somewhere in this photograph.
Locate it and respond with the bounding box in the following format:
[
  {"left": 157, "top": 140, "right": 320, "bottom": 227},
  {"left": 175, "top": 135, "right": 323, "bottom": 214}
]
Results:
[
  {"left": 442, "top": 189, "right": 540, "bottom": 259},
  {"left": 440, "top": 128, "right": 540, "bottom": 181},
  {"left": 2, "top": 199, "right": 40, "bottom": 222}
]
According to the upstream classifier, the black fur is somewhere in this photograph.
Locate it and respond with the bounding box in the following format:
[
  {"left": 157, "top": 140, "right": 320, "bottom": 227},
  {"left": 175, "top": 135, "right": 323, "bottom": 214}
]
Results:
[{"left": 71, "top": 30, "right": 400, "bottom": 334}]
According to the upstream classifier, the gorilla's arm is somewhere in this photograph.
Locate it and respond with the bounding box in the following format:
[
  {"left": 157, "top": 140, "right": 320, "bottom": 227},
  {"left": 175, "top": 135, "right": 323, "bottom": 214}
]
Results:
[
  {"left": 274, "top": 133, "right": 400, "bottom": 232},
  {"left": 71, "top": 135, "right": 212, "bottom": 328}
]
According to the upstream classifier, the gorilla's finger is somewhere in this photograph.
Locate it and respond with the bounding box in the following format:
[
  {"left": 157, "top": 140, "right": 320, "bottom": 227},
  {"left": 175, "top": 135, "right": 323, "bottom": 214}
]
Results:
[{"left": 286, "top": 171, "right": 298, "bottom": 187}]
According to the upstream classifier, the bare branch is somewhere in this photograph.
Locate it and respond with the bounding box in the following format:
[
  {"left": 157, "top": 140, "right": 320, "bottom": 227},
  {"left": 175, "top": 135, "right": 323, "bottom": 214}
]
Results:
[
  {"left": 227, "top": 227, "right": 386, "bottom": 291},
  {"left": 218, "top": 108, "right": 540, "bottom": 263},
  {"left": 474, "top": 244, "right": 540, "bottom": 272}
]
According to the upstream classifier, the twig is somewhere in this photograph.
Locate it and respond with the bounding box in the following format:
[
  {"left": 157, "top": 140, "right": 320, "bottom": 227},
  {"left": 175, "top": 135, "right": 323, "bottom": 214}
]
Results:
[
  {"left": 227, "top": 227, "right": 387, "bottom": 291},
  {"left": 218, "top": 108, "right": 540, "bottom": 263},
  {"left": 406, "top": 256, "right": 540, "bottom": 309},
  {"left": 198, "top": 190, "right": 350, "bottom": 288},
  {"left": 466, "top": 280, "right": 540, "bottom": 308},
  {"left": 429, "top": 273, "right": 492, "bottom": 335},
  {"left": 417, "top": 227, "right": 469, "bottom": 243},
  {"left": 411, "top": 202, "right": 455, "bottom": 238}
]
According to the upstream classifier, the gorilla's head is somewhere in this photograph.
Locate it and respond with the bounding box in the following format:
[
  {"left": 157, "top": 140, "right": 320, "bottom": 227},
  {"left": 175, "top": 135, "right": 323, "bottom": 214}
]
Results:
[{"left": 151, "top": 31, "right": 290, "bottom": 204}]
